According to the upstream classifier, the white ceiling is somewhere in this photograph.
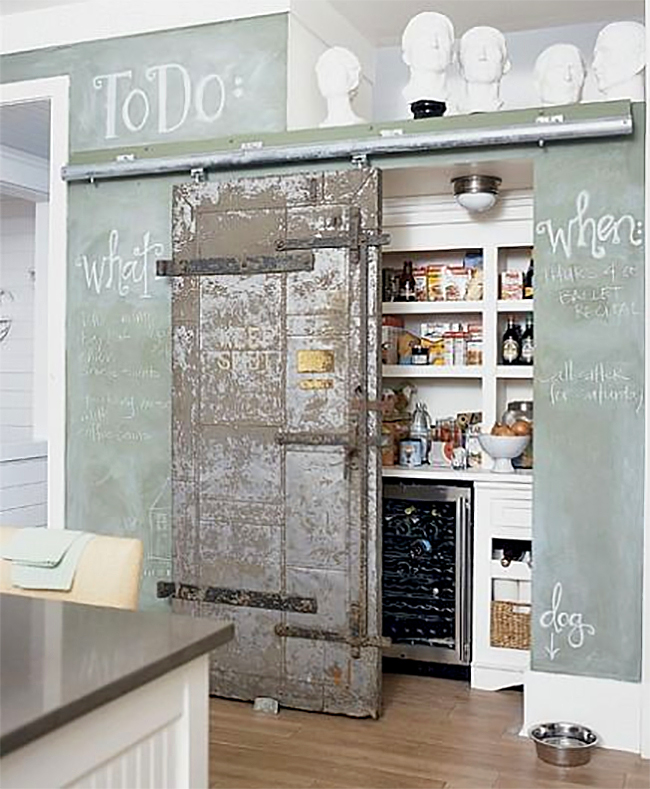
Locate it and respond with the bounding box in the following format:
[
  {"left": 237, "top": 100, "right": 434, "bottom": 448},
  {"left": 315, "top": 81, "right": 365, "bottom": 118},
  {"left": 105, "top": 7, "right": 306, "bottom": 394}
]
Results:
[
  {"left": 0, "top": 0, "right": 87, "bottom": 13},
  {"left": 329, "top": 0, "right": 645, "bottom": 44},
  {"left": 0, "top": 101, "right": 50, "bottom": 159},
  {"left": 0, "top": 0, "right": 645, "bottom": 39}
]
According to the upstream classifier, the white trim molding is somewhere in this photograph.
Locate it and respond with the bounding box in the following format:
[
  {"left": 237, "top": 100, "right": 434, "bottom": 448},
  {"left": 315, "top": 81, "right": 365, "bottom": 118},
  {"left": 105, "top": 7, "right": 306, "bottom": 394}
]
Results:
[
  {"left": 0, "top": 144, "right": 49, "bottom": 201},
  {"left": 0, "top": 76, "right": 70, "bottom": 530},
  {"left": 0, "top": 0, "right": 289, "bottom": 55},
  {"left": 524, "top": 669, "right": 643, "bottom": 754}
]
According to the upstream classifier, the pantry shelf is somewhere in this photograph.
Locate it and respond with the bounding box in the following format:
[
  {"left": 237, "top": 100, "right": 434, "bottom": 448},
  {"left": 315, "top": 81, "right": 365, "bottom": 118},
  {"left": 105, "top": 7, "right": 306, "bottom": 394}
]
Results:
[
  {"left": 496, "top": 366, "right": 534, "bottom": 379},
  {"left": 382, "top": 301, "right": 483, "bottom": 315},
  {"left": 490, "top": 559, "right": 532, "bottom": 581},
  {"left": 383, "top": 365, "right": 482, "bottom": 379},
  {"left": 497, "top": 299, "right": 534, "bottom": 312}
]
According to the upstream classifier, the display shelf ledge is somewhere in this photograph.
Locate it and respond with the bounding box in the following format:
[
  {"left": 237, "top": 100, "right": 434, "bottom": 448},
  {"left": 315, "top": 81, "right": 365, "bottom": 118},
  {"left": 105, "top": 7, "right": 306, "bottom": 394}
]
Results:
[
  {"left": 383, "top": 365, "right": 482, "bottom": 378},
  {"left": 496, "top": 365, "right": 533, "bottom": 379},
  {"left": 497, "top": 299, "right": 534, "bottom": 312},
  {"left": 490, "top": 559, "right": 532, "bottom": 581},
  {"left": 382, "top": 301, "right": 483, "bottom": 314},
  {"left": 382, "top": 466, "right": 533, "bottom": 484}
]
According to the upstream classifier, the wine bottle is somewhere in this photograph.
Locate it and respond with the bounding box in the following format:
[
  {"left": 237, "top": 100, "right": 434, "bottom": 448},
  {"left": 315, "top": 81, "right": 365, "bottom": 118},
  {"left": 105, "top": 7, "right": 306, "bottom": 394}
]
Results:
[
  {"left": 398, "top": 260, "right": 416, "bottom": 302},
  {"left": 520, "top": 316, "right": 534, "bottom": 365},
  {"left": 501, "top": 317, "right": 521, "bottom": 365},
  {"left": 524, "top": 257, "right": 534, "bottom": 299}
]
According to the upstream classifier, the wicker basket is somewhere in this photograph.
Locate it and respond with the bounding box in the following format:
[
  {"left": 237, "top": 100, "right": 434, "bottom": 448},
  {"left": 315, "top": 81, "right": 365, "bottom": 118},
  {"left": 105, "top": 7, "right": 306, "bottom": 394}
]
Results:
[{"left": 491, "top": 600, "right": 531, "bottom": 650}]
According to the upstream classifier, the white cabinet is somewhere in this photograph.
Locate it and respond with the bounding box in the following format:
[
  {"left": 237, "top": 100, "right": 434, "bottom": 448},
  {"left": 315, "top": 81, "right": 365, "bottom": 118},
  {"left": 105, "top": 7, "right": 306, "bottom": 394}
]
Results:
[{"left": 472, "top": 481, "right": 532, "bottom": 690}]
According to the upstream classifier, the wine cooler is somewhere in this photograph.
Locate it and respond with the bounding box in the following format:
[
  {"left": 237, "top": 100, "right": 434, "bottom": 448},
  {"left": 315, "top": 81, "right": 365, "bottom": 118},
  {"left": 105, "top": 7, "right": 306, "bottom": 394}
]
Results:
[{"left": 382, "top": 482, "right": 472, "bottom": 665}]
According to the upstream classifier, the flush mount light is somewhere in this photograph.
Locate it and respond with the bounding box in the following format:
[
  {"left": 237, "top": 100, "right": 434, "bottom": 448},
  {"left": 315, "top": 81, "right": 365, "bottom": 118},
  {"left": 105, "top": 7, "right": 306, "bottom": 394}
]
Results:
[{"left": 451, "top": 174, "right": 502, "bottom": 213}]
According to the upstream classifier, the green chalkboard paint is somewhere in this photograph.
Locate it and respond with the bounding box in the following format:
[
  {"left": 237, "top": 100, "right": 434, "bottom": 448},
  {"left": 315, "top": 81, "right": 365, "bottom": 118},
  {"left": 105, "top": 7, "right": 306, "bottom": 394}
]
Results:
[
  {"left": 0, "top": 15, "right": 287, "bottom": 152},
  {"left": 532, "top": 105, "right": 645, "bottom": 682},
  {"left": 1, "top": 15, "right": 288, "bottom": 608},
  {"left": 67, "top": 177, "right": 180, "bottom": 606}
]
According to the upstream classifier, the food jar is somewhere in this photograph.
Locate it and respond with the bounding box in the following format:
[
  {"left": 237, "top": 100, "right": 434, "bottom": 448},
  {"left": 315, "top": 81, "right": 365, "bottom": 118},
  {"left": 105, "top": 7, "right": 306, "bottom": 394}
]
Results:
[
  {"left": 410, "top": 345, "right": 429, "bottom": 365},
  {"left": 399, "top": 439, "right": 423, "bottom": 467}
]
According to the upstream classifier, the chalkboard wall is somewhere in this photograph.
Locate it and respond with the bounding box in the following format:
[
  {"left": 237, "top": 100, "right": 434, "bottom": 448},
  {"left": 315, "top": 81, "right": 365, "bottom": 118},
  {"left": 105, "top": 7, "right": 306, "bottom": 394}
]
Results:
[
  {"left": 1, "top": 15, "right": 288, "bottom": 606},
  {"left": 532, "top": 105, "right": 645, "bottom": 682}
]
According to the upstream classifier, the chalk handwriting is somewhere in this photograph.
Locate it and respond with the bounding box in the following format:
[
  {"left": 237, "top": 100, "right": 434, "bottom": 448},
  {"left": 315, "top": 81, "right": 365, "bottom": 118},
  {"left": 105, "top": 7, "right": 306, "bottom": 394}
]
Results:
[
  {"left": 540, "top": 582, "right": 596, "bottom": 656},
  {"left": 535, "top": 190, "right": 643, "bottom": 260},
  {"left": 76, "top": 229, "right": 164, "bottom": 299},
  {"left": 539, "top": 360, "right": 643, "bottom": 413},
  {"left": 543, "top": 260, "right": 638, "bottom": 286},
  {"left": 94, "top": 64, "right": 226, "bottom": 140}
]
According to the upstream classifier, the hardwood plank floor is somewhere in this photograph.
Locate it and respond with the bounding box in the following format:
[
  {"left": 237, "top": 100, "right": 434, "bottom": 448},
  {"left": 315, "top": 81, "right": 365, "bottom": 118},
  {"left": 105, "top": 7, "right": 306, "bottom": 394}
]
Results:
[{"left": 209, "top": 673, "right": 649, "bottom": 789}]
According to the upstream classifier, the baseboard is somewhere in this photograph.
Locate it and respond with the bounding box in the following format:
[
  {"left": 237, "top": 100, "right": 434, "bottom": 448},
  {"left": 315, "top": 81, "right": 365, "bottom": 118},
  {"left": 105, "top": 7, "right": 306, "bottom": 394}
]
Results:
[
  {"left": 471, "top": 664, "right": 524, "bottom": 691},
  {"left": 524, "top": 669, "right": 642, "bottom": 754}
]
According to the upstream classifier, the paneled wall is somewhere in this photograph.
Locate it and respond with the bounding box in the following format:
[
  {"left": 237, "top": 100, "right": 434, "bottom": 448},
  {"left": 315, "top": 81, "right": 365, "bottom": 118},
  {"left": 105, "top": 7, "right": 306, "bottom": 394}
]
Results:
[
  {"left": 0, "top": 197, "right": 35, "bottom": 444},
  {"left": 0, "top": 197, "right": 47, "bottom": 527}
]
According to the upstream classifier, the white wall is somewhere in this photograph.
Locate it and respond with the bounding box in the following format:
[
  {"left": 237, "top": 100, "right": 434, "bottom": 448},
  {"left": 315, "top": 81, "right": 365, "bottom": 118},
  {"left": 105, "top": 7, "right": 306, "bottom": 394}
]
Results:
[
  {"left": 288, "top": 1, "right": 375, "bottom": 130},
  {"left": 372, "top": 20, "right": 644, "bottom": 121},
  {"left": 0, "top": 197, "right": 36, "bottom": 445}
]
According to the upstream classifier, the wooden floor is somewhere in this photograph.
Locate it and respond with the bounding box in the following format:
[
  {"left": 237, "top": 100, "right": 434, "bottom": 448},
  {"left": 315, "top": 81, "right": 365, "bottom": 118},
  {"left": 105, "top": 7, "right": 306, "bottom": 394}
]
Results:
[{"left": 209, "top": 673, "right": 649, "bottom": 789}]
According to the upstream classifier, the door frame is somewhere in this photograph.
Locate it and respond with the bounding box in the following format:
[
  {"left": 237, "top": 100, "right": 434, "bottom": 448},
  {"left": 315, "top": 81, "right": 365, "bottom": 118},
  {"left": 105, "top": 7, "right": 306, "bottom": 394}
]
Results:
[{"left": 0, "top": 76, "right": 70, "bottom": 530}]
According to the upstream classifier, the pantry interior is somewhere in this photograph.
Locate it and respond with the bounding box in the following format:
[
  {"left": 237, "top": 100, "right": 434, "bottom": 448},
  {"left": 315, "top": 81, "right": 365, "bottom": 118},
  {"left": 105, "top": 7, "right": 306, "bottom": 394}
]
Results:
[{"left": 378, "top": 158, "right": 535, "bottom": 691}]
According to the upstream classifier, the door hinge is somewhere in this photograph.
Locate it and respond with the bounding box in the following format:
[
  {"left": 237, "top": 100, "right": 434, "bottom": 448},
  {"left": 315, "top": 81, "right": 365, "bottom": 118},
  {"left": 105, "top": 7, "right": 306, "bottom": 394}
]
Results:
[
  {"left": 156, "top": 252, "right": 314, "bottom": 277},
  {"left": 274, "top": 623, "right": 390, "bottom": 655}
]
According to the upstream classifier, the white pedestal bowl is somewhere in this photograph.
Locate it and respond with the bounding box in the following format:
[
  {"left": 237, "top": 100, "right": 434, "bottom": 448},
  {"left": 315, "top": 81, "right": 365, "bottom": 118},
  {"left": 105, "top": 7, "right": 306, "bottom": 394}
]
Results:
[{"left": 478, "top": 434, "right": 530, "bottom": 473}]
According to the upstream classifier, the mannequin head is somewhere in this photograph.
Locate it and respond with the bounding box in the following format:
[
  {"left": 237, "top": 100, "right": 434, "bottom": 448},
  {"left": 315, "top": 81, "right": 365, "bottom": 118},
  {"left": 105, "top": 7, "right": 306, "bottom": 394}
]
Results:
[
  {"left": 593, "top": 21, "right": 645, "bottom": 97},
  {"left": 315, "top": 46, "right": 361, "bottom": 100},
  {"left": 534, "top": 44, "right": 586, "bottom": 106},
  {"left": 459, "top": 26, "right": 510, "bottom": 84},
  {"left": 402, "top": 12, "right": 455, "bottom": 73},
  {"left": 315, "top": 46, "right": 365, "bottom": 127}
]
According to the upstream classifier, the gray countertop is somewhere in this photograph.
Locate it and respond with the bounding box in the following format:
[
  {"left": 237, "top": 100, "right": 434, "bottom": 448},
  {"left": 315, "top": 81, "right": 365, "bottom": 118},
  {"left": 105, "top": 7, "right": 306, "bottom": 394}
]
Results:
[{"left": 0, "top": 594, "right": 233, "bottom": 756}]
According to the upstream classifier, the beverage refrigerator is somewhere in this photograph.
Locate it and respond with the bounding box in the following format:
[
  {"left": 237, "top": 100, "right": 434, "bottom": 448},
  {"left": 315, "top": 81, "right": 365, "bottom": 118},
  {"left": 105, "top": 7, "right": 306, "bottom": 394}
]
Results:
[{"left": 382, "top": 481, "right": 473, "bottom": 666}]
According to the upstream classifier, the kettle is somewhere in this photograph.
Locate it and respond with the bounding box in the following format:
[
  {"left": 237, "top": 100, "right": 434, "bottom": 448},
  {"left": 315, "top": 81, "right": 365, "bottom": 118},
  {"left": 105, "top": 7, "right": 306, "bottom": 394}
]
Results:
[{"left": 409, "top": 402, "right": 431, "bottom": 461}]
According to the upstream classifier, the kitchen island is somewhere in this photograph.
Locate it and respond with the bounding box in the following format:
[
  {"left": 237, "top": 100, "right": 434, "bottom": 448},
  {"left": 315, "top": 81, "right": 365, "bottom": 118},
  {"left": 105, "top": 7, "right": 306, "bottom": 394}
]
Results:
[{"left": 0, "top": 594, "right": 233, "bottom": 788}]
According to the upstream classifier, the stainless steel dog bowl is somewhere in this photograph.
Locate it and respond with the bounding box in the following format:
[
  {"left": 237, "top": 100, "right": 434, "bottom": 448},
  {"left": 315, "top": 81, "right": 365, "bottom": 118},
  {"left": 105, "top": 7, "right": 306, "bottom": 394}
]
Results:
[{"left": 529, "top": 722, "right": 598, "bottom": 767}]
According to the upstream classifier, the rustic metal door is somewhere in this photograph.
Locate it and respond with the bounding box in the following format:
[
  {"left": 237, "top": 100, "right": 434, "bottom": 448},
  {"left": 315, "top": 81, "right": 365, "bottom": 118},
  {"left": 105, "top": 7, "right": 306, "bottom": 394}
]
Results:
[{"left": 162, "top": 168, "right": 385, "bottom": 716}]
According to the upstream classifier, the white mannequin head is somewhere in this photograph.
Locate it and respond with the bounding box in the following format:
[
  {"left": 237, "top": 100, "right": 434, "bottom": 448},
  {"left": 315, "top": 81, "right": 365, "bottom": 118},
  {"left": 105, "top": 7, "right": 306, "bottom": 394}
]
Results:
[
  {"left": 402, "top": 12, "right": 455, "bottom": 73},
  {"left": 593, "top": 21, "right": 646, "bottom": 100},
  {"left": 316, "top": 46, "right": 361, "bottom": 99},
  {"left": 459, "top": 26, "right": 510, "bottom": 84},
  {"left": 315, "top": 46, "right": 365, "bottom": 127},
  {"left": 401, "top": 12, "right": 455, "bottom": 106},
  {"left": 534, "top": 44, "right": 586, "bottom": 106}
]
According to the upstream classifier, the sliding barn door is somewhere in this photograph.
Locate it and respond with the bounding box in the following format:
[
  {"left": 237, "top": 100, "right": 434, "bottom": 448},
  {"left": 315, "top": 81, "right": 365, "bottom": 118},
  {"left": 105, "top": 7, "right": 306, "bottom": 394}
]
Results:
[{"left": 164, "top": 168, "right": 384, "bottom": 716}]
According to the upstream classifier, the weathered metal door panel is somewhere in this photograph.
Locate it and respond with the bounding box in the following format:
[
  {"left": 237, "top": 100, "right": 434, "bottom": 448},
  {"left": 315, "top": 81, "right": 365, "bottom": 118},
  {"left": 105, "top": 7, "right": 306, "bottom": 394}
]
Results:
[{"left": 166, "top": 169, "right": 383, "bottom": 716}]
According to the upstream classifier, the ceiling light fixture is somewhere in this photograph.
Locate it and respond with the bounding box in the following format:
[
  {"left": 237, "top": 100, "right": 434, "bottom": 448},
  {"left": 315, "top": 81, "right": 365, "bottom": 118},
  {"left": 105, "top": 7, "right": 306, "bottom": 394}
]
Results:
[{"left": 451, "top": 174, "right": 502, "bottom": 213}]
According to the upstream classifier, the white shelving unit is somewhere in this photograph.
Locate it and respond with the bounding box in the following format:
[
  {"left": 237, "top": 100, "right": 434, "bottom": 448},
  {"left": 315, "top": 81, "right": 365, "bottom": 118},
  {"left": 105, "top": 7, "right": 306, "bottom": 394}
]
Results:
[
  {"left": 380, "top": 172, "right": 535, "bottom": 687},
  {"left": 472, "top": 481, "right": 533, "bottom": 690},
  {"left": 381, "top": 186, "right": 535, "bottom": 443}
]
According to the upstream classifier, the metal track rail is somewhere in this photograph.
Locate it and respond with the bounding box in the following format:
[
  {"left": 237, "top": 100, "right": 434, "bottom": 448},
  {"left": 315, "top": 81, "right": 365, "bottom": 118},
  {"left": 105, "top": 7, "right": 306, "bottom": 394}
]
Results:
[{"left": 61, "top": 111, "right": 633, "bottom": 183}]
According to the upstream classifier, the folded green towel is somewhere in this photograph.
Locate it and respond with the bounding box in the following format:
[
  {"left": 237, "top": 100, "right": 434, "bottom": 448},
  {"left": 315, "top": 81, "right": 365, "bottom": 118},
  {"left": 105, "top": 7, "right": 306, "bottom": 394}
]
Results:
[
  {"left": 1, "top": 528, "right": 84, "bottom": 567},
  {"left": 1, "top": 528, "right": 94, "bottom": 591}
]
